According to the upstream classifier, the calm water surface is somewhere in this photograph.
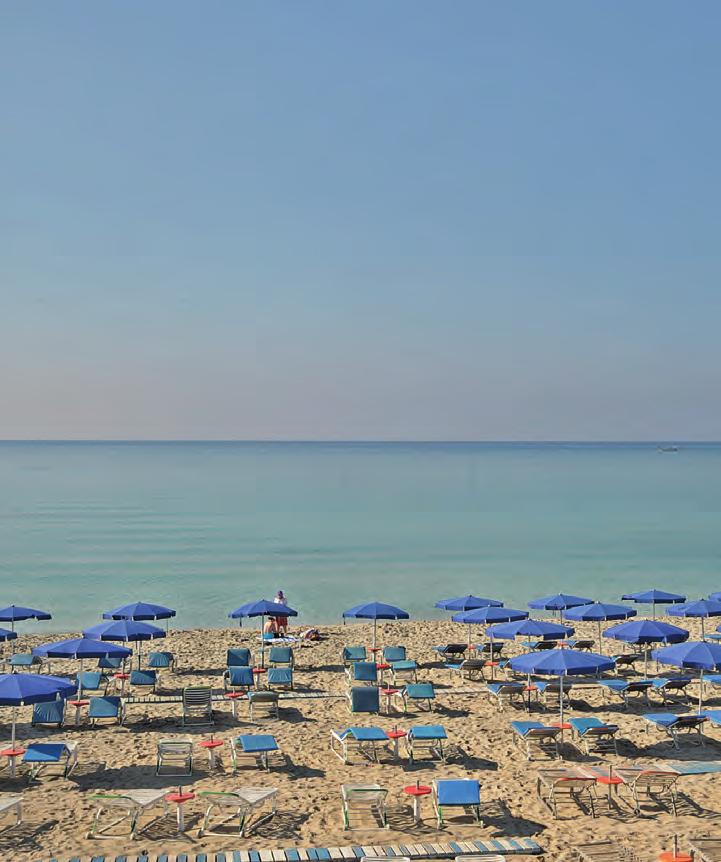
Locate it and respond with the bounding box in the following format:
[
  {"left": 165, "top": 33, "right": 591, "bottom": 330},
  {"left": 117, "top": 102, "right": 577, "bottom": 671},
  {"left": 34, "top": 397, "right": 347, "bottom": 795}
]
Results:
[{"left": 1, "top": 442, "right": 720, "bottom": 632}]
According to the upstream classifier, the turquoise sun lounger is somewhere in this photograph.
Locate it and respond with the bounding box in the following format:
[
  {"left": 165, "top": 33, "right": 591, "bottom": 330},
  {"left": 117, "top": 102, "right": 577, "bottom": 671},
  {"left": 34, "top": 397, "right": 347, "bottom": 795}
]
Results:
[
  {"left": 407, "top": 724, "right": 448, "bottom": 763},
  {"left": 432, "top": 779, "right": 481, "bottom": 826},
  {"left": 643, "top": 713, "right": 707, "bottom": 748},
  {"left": 510, "top": 721, "right": 561, "bottom": 760},
  {"left": 568, "top": 717, "right": 618, "bottom": 754}
]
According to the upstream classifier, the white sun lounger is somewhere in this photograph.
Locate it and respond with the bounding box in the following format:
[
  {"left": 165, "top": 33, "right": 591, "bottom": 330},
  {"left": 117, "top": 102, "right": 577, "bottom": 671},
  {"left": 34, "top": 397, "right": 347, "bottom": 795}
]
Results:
[
  {"left": 86, "top": 788, "right": 170, "bottom": 839},
  {"left": 198, "top": 787, "right": 278, "bottom": 836},
  {"left": 0, "top": 795, "right": 22, "bottom": 831}
]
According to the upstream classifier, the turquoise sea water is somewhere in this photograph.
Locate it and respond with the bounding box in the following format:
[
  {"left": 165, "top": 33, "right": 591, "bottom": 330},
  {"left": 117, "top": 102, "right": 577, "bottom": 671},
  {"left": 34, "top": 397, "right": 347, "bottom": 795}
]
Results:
[{"left": 1, "top": 441, "right": 721, "bottom": 633}]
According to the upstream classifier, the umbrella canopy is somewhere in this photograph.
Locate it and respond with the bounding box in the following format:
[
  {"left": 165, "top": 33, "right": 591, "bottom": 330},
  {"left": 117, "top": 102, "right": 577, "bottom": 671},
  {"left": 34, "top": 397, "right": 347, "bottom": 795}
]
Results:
[
  {"left": 33, "top": 637, "right": 132, "bottom": 698},
  {"left": 564, "top": 602, "right": 637, "bottom": 654},
  {"left": 509, "top": 648, "right": 614, "bottom": 728},
  {"left": 668, "top": 599, "right": 721, "bottom": 639},
  {"left": 710, "top": 593, "right": 721, "bottom": 602},
  {"left": 487, "top": 618, "right": 574, "bottom": 641},
  {"left": 435, "top": 595, "right": 503, "bottom": 611},
  {"left": 622, "top": 589, "right": 686, "bottom": 619},
  {"left": 0, "top": 629, "right": 18, "bottom": 643},
  {"left": 604, "top": 619, "right": 689, "bottom": 645},
  {"left": 527, "top": 594, "right": 593, "bottom": 619},
  {"left": 0, "top": 673, "right": 77, "bottom": 748},
  {"left": 0, "top": 606, "right": 52, "bottom": 650},
  {"left": 342, "top": 602, "right": 409, "bottom": 650},
  {"left": 652, "top": 641, "right": 721, "bottom": 710},
  {"left": 452, "top": 606, "right": 528, "bottom": 625},
  {"left": 229, "top": 599, "right": 299, "bottom": 665},
  {"left": 84, "top": 620, "right": 165, "bottom": 668},
  {"left": 102, "top": 601, "right": 176, "bottom": 623}
]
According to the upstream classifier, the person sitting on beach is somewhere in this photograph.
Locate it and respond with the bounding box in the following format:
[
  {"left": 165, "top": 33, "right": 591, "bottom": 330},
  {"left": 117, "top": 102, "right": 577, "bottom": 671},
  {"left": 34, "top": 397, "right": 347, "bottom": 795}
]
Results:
[{"left": 263, "top": 618, "right": 278, "bottom": 637}]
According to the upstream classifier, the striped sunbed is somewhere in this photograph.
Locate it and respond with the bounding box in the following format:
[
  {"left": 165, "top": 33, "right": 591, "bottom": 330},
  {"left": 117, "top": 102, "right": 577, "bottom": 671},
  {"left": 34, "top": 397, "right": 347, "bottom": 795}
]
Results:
[{"left": 40, "top": 837, "right": 542, "bottom": 862}]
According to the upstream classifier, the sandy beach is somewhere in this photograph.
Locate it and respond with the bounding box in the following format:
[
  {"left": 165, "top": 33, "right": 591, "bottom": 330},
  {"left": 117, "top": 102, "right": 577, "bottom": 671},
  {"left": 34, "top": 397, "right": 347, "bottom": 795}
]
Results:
[{"left": 1, "top": 617, "right": 720, "bottom": 862}]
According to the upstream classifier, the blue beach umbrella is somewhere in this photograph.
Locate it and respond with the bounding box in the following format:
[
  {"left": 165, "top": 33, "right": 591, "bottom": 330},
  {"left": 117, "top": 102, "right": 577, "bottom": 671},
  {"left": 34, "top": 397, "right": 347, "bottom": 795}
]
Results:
[
  {"left": 604, "top": 619, "right": 689, "bottom": 676},
  {"left": 0, "top": 606, "right": 52, "bottom": 653},
  {"left": 103, "top": 601, "right": 176, "bottom": 631},
  {"left": 652, "top": 641, "right": 721, "bottom": 710},
  {"left": 84, "top": 620, "right": 166, "bottom": 669},
  {"left": 435, "top": 595, "right": 503, "bottom": 612},
  {"left": 564, "top": 602, "right": 637, "bottom": 654},
  {"left": 229, "top": 599, "right": 299, "bottom": 665},
  {"left": 710, "top": 593, "right": 721, "bottom": 602},
  {"left": 33, "top": 637, "right": 132, "bottom": 697},
  {"left": 342, "top": 602, "right": 409, "bottom": 650},
  {"left": 621, "top": 588, "right": 686, "bottom": 620},
  {"left": 452, "top": 606, "right": 528, "bottom": 647},
  {"left": 527, "top": 594, "right": 593, "bottom": 620},
  {"left": 0, "top": 673, "right": 76, "bottom": 749},
  {"left": 668, "top": 599, "right": 721, "bottom": 640},
  {"left": 0, "top": 629, "right": 18, "bottom": 644},
  {"left": 487, "top": 618, "right": 574, "bottom": 642},
  {"left": 510, "top": 648, "right": 614, "bottom": 727}
]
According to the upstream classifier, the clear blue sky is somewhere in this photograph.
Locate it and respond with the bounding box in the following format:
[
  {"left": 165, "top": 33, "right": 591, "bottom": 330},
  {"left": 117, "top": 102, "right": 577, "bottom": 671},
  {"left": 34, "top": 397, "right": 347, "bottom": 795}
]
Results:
[{"left": 3, "top": 2, "right": 720, "bottom": 440}]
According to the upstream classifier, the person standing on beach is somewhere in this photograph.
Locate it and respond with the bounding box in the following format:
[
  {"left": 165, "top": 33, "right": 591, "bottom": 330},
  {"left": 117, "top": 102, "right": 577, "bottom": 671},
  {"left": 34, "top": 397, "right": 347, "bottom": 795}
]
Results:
[{"left": 273, "top": 589, "right": 289, "bottom": 635}]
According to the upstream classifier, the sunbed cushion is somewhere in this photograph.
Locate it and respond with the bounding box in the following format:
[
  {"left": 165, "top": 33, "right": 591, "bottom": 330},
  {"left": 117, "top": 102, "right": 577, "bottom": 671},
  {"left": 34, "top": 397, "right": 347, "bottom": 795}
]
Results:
[
  {"left": 435, "top": 779, "right": 480, "bottom": 805},
  {"left": 406, "top": 683, "right": 434, "bottom": 698},
  {"left": 391, "top": 660, "right": 417, "bottom": 671},
  {"left": 340, "top": 727, "right": 388, "bottom": 741},
  {"left": 268, "top": 667, "right": 293, "bottom": 685},
  {"left": 510, "top": 721, "right": 546, "bottom": 736},
  {"left": 569, "top": 717, "right": 606, "bottom": 733},
  {"left": 23, "top": 743, "right": 67, "bottom": 763},
  {"left": 652, "top": 677, "right": 692, "bottom": 688},
  {"left": 409, "top": 725, "right": 447, "bottom": 740},
  {"left": 383, "top": 647, "right": 406, "bottom": 662},
  {"left": 130, "top": 670, "right": 156, "bottom": 686},
  {"left": 487, "top": 682, "right": 522, "bottom": 695},
  {"left": 644, "top": 713, "right": 681, "bottom": 727},
  {"left": 238, "top": 734, "right": 278, "bottom": 753},
  {"left": 89, "top": 696, "right": 121, "bottom": 718},
  {"left": 228, "top": 666, "right": 254, "bottom": 686}
]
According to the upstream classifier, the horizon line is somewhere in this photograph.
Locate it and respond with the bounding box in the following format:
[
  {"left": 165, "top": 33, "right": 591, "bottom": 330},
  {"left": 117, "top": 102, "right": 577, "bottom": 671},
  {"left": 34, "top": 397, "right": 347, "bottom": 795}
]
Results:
[{"left": 0, "top": 439, "right": 717, "bottom": 445}]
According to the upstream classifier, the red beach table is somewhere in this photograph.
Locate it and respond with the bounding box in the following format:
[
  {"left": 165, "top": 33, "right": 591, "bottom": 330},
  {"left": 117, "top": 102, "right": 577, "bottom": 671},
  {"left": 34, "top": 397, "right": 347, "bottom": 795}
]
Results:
[
  {"left": 380, "top": 687, "right": 399, "bottom": 714},
  {"left": 114, "top": 672, "right": 130, "bottom": 694},
  {"left": 386, "top": 727, "right": 406, "bottom": 757},
  {"left": 252, "top": 667, "right": 266, "bottom": 687},
  {"left": 375, "top": 662, "right": 390, "bottom": 681},
  {"left": 0, "top": 747, "right": 25, "bottom": 778},
  {"left": 68, "top": 699, "right": 89, "bottom": 727},
  {"left": 224, "top": 691, "right": 245, "bottom": 718},
  {"left": 403, "top": 783, "right": 431, "bottom": 823},
  {"left": 165, "top": 790, "right": 195, "bottom": 832},
  {"left": 198, "top": 738, "right": 224, "bottom": 769}
]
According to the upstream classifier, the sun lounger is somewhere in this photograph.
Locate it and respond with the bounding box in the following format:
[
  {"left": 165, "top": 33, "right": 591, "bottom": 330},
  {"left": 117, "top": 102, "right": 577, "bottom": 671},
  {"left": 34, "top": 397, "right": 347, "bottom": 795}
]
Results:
[
  {"left": 445, "top": 658, "right": 487, "bottom": 680},
  {"left": 156, "top": 740, "right": 193, "bottom": 775},
  {"left": 86, "top": 788, "right": 169, "bottom": 839},
  {"left": 148, "top": 650, "right": 176, "bottom": 673},
  {"left": 8, "top": 653, "right": 42, "bottom": 671},
  {"left": 0, "top": 795, "right": 22, "bottom": 832},
  {"left": 97, "top": 655, "right": 124, "bottom": 670},
  {"left": 31, "top": 699, "right": 65, "bottom": 728},
  {"left": 347, "top": 686, "right": 380, "bottom": 714},
  {"left": 612, "top": 653, "right": 643, "bottom": 673},
  {"left": 267, "top": 667, "right": 293, "bottom": 689},
  {"left": 399, "top": 682, "right": 435, "bottom": 713},
  {"left": 575, "top": 840, "right": 641, "bottom": 861},
  {"left": 383, "top": 646, "right": 407, "bottom": 662},
  {"left": 407, "top": 724, "right": 448, "bottom": 764},
  {"left": 76, "top": 671, "right": 108, "bottom": 695},
  {"left": 651, "top": 677, "right": 693, "bottom": 705},
  {"left": 598, "top": 679, "right": 653, "bottom": 708},
  {"left": 330, "top": 727, "right": 391, "bottom": 763},
  {"left": 643, "top": 712, "right": 707, "bottom": 748},
  {"left": 390, "top": 660, "right": 418, "bottom": 684},
  {"left": 198, "top": 787, "right": 278, "bottom": 837},
  {"left": 342, "top": 646, "right": 367, "bottom": 666},
  {"left": 614, "top": 767, "right": 679, "bottom": 815},
  {"left": 89, "top": 695, "right": 124, "bottom": 726},
  {"left": 231, "top": 734, "right": 280, "bottom": 771},
  {"left": 248, "top": 690, "right": 279, "bottom": 721},
  {"left": 475, "top": 642, "right": 504, "bottom": 659},
  {"left": 182, "top": 685, "right": 214, "bottom": 725},
  {"left": 520, "top": 640, "right": 559, "bottom": 651},
  {"left": 536, "top": 768, "right": 597, "bottom": 818},
  {"left": 487, "top": 681, "right": 524, "bottom": 711},
  {"left": 432, "top": 643, "right": 467, "bottom": 661},
  {"left": 432, "top": 778, "right": 481, "bottom": 826},
  {"left": 346, "top": 661, "right": 379, "bottom": 685},
  {"left": 22, "top": 741, "right": 78, "bottom": 780},
  {"left": 224, "top": 665, "right": 255, "bottom": 693},
  {"left": 129, "top": 669, "right": 157, "bottom": 693},
  {"left": 536, "top": 680, "right": 573, "bottom": 709},
  {"left": 341, "top": 784, "right": 388, "bottom": 829},
  {"left": 567, "top": 639, "right": 594, "bottom": 652},
  {"left": 568, "top": 717, "right": 618, "bottom": 755},
  {"left": 688, "top": 837, "right": 721, "bottom": 862},
  {"left": 510, "top": 721, "right": 561, "bottom": 760},
  {"left": 268, "top": 646, "right": 294, "bottom": 668},
  {"left": 227, "top": 647, "right": 251, "bottom": 668}
]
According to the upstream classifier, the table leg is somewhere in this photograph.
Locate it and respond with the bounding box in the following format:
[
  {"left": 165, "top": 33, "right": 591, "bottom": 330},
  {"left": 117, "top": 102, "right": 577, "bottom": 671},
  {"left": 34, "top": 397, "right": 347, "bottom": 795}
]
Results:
[
  {"left": 74, "top": 705, "right": 82, "bottom": 727},
  {"left": 8, "top": 756, "right": 16, "bottom": 778},
  {"left": 413, "top": 796, "right": 421, "bottom": 823},
  {"left": 177, "top": 804, "right": 185, "bottom": 832}
]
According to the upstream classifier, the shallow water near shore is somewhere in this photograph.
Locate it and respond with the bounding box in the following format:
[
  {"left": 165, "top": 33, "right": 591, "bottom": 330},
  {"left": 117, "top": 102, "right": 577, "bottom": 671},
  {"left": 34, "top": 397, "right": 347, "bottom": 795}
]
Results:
[{"left": 1, "top": 441, "right": 720, "bottom": 632}]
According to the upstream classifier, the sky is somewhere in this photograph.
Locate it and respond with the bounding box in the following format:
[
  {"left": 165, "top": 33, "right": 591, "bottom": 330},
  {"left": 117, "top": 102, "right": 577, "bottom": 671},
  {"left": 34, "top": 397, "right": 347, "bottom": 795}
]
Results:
[{"left": 2, "top": 2, "right": 721, "bottom": 441}]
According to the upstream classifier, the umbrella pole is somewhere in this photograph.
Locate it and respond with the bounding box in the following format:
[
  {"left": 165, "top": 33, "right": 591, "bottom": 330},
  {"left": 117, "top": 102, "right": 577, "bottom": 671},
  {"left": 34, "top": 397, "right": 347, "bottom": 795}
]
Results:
[
  {"left": 597, "top": 620, "right": 602, "bottom": 654},
  {"left": 702, "top": 617, "right": 706, "bottom": 641},
  {"left": 260, "top": 615, "right": 265, "bottom": 668},
  {"left": 11, "top": 706, "right": 17, "bottom": 749},
  {"left": 373, "top": 619, "right": 377, "bottom": 651},
  {"left": 699, "top": 669, "right": 704, "bottom": 713},
  {"left": 10, "top": 620, "right": 15, "bottom": 656},
  {"left": 78, "top": 658, "right": 84, "bottom": 699},
  {"left": 468, "top": 623, "right": 472, "bottom": 647},
  {"left": 559, "top": 675, "right": 565, "bottom": 750}
]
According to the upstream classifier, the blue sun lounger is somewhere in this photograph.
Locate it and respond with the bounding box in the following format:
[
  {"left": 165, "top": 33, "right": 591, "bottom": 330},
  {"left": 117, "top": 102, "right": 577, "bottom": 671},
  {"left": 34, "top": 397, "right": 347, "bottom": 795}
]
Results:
[
  {"left": 129, "top": 669, "right": 157, "bottom": 693},
  {"left": 390, "top": 660, "right": 418, "bottom": 684},
  {"left": 651, "top": 677, "right": 693, "bottom": 705},
  {"left": 643, "top": 713, "right": 707, "bottom": 748},
  {"left": 407, "top": 724, "right": 448, "bottom": 764},
  {"left": 598, "top": 678, "right": 653, "bottom": 708},
  {"left": 267, "top": 667, "right": 293, "bottom": 689},
  {"left": 31, "top": 700, "right": 65, "bottom": 728},
  {"left": 22, "top": 742, "right": 78, "bottom": 780},
  {"left": 342, "top": 646, "right": 367, "bottom": 666},
  {"left": 568, "top": 717, "right": 619, "bottom": 754},
  {"left": 231, "top": 734, "right": 280, "bottom": 771},
  {"left": 89, "top": 696, "right": 124, "bottom": 726},
  {"left": 227, "top": 647, "right": 251, "bottom": 668},
  {"left": 346, "top": 662, "right": 378, "bottom": 684},
  {"left": 330, "top": 727, "right": 390, "bottom": 763},
  {"left": 432, "top": 779, "right": 481, "bottom": 826},
  {"left": 347, "top": 686, "right": 380, "bottom": 714},
  {"left": 487, "top": 681, "right": 525, "bottom": 711},
  {"left": 399, "top": 682, "right": 435, "bottom": 713},
  {"left": 224, "top": 665, "right": 255, "bottom": 692},
  {"left": 510, "top": 721, "right": 561, "bottom": 760},
  {"left": 76, "top": 671, "right": 107, "bottom": 695}
]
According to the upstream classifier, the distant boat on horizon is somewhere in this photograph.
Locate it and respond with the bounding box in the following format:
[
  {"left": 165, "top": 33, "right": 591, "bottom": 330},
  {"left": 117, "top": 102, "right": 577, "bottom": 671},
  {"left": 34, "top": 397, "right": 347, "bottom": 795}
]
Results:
[{"left": 658, "top": 445, "right": 680, "bottom": 452}]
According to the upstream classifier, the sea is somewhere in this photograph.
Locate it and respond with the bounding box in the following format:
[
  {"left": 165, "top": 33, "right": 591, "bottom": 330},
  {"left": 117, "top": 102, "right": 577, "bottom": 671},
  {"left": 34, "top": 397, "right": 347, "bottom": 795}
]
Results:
[{"left": 1, "top": 441, "right": 720, "bottom": 633}]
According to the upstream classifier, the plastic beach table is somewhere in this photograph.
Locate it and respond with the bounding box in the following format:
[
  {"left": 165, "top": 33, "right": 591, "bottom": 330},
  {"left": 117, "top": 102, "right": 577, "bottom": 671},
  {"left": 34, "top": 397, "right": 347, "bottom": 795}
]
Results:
[
  {"left": 225, "top": 691, "right": 245, "bottom": 718},
  {"left": 68, "top": 699, "right": 90, "bottom": 727},
  {"left": 198, "top": 738, "right": 224, "bottom": 769},
  {"left": 403, "top": 783, "right": 431, "bottom": 823},
  {"left": 113, "top": 672, "right": 130, "bottom": 694},
  {"left": 387, "top": 727, "right": 406, "bottom": 757},
  {"left": 380, "top": 687, "right": 400, "bottom": 714},
  {"left": 0, "top": 747, "right": 25, "bottom": 778},
  {"left": 165, "top": 790, "right": 195, "bottom": 832}
]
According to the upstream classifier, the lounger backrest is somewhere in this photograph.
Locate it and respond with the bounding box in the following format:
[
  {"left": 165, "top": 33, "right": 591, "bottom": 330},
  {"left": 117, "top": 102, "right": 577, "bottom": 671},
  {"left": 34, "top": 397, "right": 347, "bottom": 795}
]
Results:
[
  {"left": 130, "top": 670, "right": 156, "bottom": 686},
  {"left": 183, "top": 686, "right": 212, "bottom": 709},
  {"left": 435, "top": 779, "right": 480, "bottom": 805},
  {"left": 383, "top": 646, "right": 406, "bottom": 662},
  {"left": 227, "top": 648, "right": 251, "bottom": 667},
  {"left": 635, "top": 771, "right": 678, "bottom": 790},
  {"left": 267, "top": 667, "right": 293, "bottom": 685},
  {"left": 407, "top": 683, "right": 434, "bottom": 698},
  {"left": 353, "top": 662, "right": 378, "bottom": 681},
  {"left": 349, "top": 686, "right": 380, "bottom": 713},
  {"left": 343, "top": 646, "right": 367, "bottom": 662},
  {"left": 148, "top": 651, "right": 174, "bottom": 668},
  {"left": 248, "top": 691, "right": 279, "bottom": 703},
  {"left": 11, "top": 653, "right": 39, "bottom": 666},
  {"left": 159, "top": 741, "right": 192, "bottom": 754},
  {"left": 88, "top": 696, "right": 121, "bottom": 718},
  {"left": 77, "top": 671, "right": 104, "bottom": 690},
  {"left": 32, "top": 700, "right": 65, "bottom": 725},
  {"left": 228, "top": 666, "right": 254, "bottom": 686},
  {"left": 97, "top": 656, "right": 123, "bottom": 669},
  {"left": 269, "top": 646, "right": 293, "bottom": 664}
]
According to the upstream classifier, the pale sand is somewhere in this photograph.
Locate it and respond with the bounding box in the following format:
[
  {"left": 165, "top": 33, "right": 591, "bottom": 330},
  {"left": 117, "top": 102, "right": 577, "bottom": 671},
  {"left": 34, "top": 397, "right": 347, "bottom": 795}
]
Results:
[{"left": 1, "top": 618, "right": 720, "bottom": 861}]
